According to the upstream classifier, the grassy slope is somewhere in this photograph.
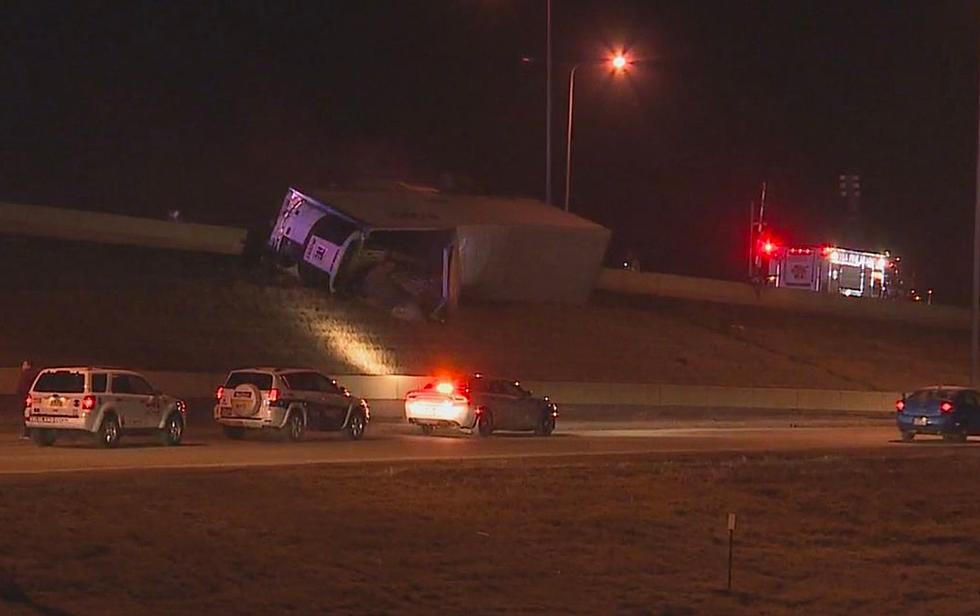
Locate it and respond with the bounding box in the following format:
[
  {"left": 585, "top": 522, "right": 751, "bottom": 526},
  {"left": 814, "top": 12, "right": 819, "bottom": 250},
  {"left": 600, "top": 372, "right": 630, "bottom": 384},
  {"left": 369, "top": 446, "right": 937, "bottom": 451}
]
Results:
[
  {"left": 0, "top": 238, "right": 965, "bottom": 389},
  {"left": 2, "top": 452, "right": 980, "bottom": 615}
]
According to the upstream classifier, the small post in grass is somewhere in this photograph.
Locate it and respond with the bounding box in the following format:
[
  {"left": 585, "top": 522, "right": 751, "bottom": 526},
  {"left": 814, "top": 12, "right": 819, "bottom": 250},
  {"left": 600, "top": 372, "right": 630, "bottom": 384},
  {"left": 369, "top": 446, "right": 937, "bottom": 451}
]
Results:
[{"left": 727, "top": 512, "right": 737, "bottom": 592}]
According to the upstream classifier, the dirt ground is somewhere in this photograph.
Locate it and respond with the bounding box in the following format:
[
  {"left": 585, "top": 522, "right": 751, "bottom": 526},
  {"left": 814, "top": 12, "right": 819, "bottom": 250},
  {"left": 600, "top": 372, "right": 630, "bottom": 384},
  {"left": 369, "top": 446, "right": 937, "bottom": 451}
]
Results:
[{"left": 3, "top": 449, "right": 980, "bottom": 615}]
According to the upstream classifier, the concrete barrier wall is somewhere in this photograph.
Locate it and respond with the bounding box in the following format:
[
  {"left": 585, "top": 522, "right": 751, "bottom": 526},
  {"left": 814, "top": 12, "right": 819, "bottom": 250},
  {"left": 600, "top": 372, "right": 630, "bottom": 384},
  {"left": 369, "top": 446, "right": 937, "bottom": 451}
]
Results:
[
  {"left": 0, "top": 368, "right": 899, "bottom": 412},
  {"left": 597, "top": 268, "right": 969, "bottom": 330},
  {"left": 0, "top": 201, "right": 247, "bottom": 256},
  {"left": 523, "top": 381, "right": 898, "bottom": 412}
]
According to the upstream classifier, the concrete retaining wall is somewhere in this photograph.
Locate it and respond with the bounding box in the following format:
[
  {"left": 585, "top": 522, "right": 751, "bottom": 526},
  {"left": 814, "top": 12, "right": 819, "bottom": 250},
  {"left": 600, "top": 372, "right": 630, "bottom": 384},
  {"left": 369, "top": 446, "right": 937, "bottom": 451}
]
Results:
[
  {"left": 597, "top": 268, "right": 969, "bottom": 330},
  {"left": 520, "top": 381, "right": 898, "bottom": 412},
  {"left": 0, "top": 201, "right": 247, "bottom": 256},
  {"left": 0, "top": 368, "right": 899, "bottom": 412}
]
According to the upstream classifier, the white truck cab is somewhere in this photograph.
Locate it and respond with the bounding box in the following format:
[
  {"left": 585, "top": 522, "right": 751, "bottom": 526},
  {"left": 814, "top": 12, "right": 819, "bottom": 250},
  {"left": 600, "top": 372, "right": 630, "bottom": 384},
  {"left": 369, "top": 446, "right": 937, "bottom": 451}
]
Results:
[{"left": 268, "top": 189, "right": 361, "bottom": 291}]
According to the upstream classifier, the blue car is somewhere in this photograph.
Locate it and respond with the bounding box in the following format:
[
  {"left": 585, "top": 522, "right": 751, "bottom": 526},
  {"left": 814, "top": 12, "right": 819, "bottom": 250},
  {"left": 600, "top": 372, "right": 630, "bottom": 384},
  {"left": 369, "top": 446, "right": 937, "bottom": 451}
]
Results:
[{"left": 896, "top": 386, "right": 980, "bottom": 442}]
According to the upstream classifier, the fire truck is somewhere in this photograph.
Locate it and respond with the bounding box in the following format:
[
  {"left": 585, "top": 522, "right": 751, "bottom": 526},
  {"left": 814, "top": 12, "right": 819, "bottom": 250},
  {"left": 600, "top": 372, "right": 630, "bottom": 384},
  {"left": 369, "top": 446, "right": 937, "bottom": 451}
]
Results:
[{"left": 764, "top": 244, "right": 901, "bottom": 299}]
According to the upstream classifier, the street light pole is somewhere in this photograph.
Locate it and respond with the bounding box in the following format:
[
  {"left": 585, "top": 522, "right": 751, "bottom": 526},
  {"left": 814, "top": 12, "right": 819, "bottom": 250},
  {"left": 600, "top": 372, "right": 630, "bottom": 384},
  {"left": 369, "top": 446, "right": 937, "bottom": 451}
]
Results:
[
  {"left": 564, "top": 64, "right": 579, "bottom": 212},
  {"left": 545, "top": 0, "right": 552, "bottom": 205},
  {"left": 972, "top": 37, "right": 980, "bottom": 387},
  {"left": 563, "top": 53, "right": 629, "bottom": 212}
]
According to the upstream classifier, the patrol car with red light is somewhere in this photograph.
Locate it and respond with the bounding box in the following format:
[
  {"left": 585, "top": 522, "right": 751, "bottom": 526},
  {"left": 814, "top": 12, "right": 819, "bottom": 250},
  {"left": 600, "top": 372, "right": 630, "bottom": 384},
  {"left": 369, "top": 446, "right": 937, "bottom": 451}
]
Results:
[{"left": 404, "top": 374, "right": 558, "bottom": 436}]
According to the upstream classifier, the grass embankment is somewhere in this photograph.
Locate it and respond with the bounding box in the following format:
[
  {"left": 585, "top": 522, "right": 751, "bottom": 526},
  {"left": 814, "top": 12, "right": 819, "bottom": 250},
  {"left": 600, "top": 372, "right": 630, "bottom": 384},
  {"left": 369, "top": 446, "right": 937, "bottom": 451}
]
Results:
[
  {"left": 2, "top": 451, "right": 979, "bottom": 615},
  {"left": 0, "top": 238, "right": 965, "bottom": 388}
]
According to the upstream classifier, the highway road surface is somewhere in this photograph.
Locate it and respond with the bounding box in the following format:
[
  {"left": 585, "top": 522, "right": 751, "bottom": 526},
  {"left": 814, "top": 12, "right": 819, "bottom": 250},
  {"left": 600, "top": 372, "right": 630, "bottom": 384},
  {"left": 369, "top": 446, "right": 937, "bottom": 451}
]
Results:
[{"left": 0, "top": 419, "right": 939, "bottom": 476}]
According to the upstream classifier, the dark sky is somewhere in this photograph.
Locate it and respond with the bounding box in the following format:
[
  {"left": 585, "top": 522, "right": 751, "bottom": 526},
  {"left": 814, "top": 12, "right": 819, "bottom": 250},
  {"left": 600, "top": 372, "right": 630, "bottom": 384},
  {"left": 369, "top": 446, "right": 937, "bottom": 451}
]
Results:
[{"left": 2, "top": 1, "right": 978, "bottom": 302}]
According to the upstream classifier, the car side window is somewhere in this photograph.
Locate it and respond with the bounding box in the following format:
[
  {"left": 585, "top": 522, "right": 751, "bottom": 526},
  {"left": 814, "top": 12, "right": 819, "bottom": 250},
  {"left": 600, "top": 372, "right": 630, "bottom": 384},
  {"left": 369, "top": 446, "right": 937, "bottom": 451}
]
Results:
[
  {"left": 90, "top": 373, "right": 107, "bottom": 393},
  {"left": 314, "top": 373, "right": 343, "bottom": 394},
  {"left": 128, "top": 376, "right": 155, "bottom": 396},
  {"left": 111, "top": 375, "right": 132, "bottom": 394},
  {"left": 284, "top": 372, "right": 315, "bottom": 392}
]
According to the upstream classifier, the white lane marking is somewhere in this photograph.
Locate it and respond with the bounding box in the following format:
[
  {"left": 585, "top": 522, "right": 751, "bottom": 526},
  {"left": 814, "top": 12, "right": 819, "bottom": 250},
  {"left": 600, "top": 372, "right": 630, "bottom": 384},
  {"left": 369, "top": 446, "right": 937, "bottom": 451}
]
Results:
[
  {"left": 565, "top": 426, "right": 874, "bottom": 438},
  {"left": 0, "top": 426, "right": 895, "bottom": 476}
]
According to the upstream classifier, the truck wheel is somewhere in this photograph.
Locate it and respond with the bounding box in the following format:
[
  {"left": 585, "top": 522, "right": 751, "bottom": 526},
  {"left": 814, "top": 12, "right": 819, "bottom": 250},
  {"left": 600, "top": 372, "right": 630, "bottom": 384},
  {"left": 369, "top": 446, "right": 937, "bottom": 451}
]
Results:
[
  {"left": 281, "top": 410, "right": 306, "bottom": 442},
  {"left": 535, "top": 414, "right": 556, "bottom": 436},
  {"left": 344, "top": 412, "right": 366, "bottom": 441},
  {"left": 96, "top": 415, "right": 121, "bottom": 449},
  {"left": 160, "top": 413, "right": 184, "bottom": 446},
  {"left": 476, "top": 411, "right": 493, "bottom": 437},
  {"left": 31, "top": 429, "right": 56, "bottom": 447}
]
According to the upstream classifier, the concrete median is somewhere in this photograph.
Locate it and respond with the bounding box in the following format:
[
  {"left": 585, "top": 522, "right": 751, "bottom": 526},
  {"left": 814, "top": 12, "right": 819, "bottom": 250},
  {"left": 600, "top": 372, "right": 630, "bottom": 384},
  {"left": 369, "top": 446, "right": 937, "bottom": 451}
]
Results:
[
  {"left": 0, "top": 201, "right": 247, "bottom": 255},
  {"left": 1, "top": 368, "right": 899, "bottom": 413},
  {"left": 597, "top": 268, "right": 969, "bottom": 329}
]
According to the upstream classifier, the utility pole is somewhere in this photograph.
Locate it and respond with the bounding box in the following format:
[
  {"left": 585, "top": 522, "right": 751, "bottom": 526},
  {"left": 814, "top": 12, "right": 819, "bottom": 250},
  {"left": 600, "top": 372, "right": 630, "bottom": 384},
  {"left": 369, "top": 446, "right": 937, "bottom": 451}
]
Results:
[
  {"left": 545, "top": 0, "right": 552, "bottom": 205},
  {"left": 972, "top": 35, "right": 980, "bottom": 387},
  {"left": 757, "top": 181, "right": 768, "bottom": 232}
]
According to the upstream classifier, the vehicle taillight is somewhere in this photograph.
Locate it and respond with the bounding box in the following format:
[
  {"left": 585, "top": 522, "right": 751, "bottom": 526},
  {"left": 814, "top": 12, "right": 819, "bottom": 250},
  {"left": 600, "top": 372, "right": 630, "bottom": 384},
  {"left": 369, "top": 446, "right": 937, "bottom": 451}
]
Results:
[
  {"left": 216, "top": 386, "right": 225, "bottom": 400},
  {"left": 940, "top": 401, "right": 954, "bottom": 413},
  {"left": 81, "top": 395, "right": 96, "bottom": 411},
  {"left": 895, "top": 400, "right": 905, "bottom": 412},
  {"left": 267, "top": 388, "right": 280, "bottom": 403},
  {"left": 24, "top": 394, "right": 32, "bottom": 408}
]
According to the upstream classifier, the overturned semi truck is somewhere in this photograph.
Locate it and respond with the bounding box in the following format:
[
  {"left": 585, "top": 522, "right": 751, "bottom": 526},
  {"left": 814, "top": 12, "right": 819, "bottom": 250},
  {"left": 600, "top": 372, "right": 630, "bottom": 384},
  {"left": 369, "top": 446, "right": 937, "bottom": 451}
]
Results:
[
  {"left": 267, "top": 186, "right": 611, "bottom": 318},
  {"left": 268, "top": 187, "right": 458, "bottom": 320}
]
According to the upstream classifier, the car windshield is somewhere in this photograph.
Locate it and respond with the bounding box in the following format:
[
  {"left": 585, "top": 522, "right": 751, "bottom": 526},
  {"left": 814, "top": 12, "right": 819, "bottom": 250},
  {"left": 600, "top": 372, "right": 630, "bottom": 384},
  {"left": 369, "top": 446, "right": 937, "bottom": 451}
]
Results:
[
  {"left": 225, "top": 372, "right": 273, "bottom": 390},
  {"left": 33, "top": 371, "right": 85, "bottom": 393}
]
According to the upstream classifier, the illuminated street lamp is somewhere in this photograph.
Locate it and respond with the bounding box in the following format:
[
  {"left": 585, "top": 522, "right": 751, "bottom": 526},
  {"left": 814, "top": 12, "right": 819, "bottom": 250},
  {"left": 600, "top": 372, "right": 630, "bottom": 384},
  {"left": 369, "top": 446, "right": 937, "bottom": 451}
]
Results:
[{"left": 563, "top": 51, "right": 630, "bottom": 212}]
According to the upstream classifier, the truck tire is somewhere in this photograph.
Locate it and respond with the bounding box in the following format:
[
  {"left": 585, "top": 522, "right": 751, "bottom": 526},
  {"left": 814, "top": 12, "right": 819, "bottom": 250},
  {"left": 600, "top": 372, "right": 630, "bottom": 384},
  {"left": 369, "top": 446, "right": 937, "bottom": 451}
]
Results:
[
  {"left": 280, "top": 410, "right": 306, "bottom": 442},
  {"left": 96, "top": 415, "right": 121, "bottom": 449},
  {"left": 476, "top": 411, "right": 493, "bottom": 437},
  {"left": 159, "top": 412, "right": 184, "bottom": 446},
  {"left": 344, "top": 411, "right": 366, "bottom": 441}
]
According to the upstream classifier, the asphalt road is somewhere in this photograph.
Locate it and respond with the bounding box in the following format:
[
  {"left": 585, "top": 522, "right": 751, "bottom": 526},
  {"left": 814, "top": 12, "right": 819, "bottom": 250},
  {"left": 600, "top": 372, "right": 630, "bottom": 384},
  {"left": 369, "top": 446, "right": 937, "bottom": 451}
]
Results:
[{"left": 0, "top": 419, "right": 936, "bottom": 476}]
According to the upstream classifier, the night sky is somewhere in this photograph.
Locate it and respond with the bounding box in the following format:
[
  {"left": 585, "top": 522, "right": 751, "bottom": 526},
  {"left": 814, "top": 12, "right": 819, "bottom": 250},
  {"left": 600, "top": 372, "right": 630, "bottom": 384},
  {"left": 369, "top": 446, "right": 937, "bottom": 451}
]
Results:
[{"left": 2, "top": 1, "right": 977, "bottom": 302}]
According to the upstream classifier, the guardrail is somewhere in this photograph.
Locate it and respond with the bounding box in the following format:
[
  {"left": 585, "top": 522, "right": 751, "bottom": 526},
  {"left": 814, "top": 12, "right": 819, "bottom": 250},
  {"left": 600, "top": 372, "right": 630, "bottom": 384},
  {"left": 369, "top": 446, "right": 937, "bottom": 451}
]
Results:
[
  {"left": 0, "top": 201, "right": 247, "bottom": 255},
  {"left": 597, "top": 268, "right": 969, "bottom": 330},
  {"left": 0, "top": 368, "right": 899, "bottom": 412}
]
